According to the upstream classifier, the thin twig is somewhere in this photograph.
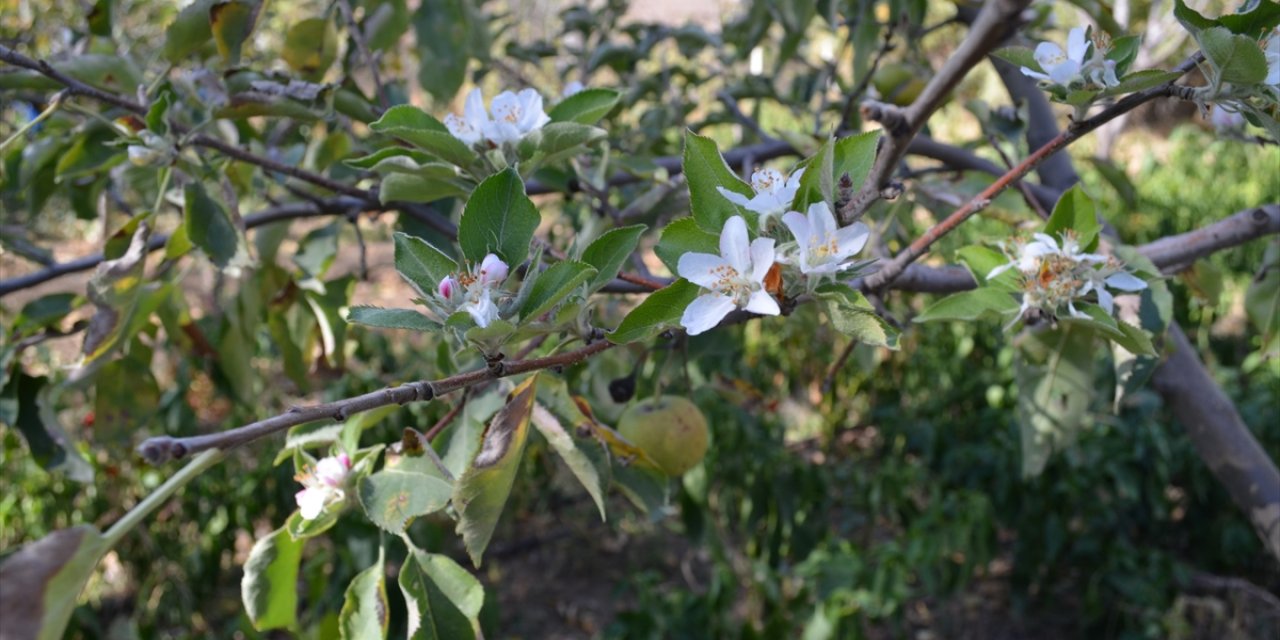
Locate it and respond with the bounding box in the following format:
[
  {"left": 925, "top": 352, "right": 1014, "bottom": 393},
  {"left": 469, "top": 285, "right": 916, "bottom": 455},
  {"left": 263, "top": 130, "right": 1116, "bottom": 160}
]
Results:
[{"left": 336, "top": 0, "right": 389, "bottom": 110}]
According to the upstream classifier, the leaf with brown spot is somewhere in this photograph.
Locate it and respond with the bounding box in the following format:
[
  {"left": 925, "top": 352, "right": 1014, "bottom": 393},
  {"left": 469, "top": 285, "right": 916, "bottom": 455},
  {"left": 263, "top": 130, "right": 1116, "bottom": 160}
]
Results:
[
  {"left": 210, "top": 0, "right": 262, "bottom": 66},
  {"left": 0, "top": 526, "right": 106, "bottom": 640},
  {"left": 452, "top": 375, "right": 538, "bottom": 567}
]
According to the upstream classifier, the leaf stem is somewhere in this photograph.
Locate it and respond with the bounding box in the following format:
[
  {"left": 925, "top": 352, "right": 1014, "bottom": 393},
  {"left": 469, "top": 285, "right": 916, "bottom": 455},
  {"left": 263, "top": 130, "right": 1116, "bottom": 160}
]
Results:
[
  {"left": 0, "top": 91, "right": 63, "bottom": 154},
  {"left": 102, "top": 449, "right": 224, "bottom": 548}
]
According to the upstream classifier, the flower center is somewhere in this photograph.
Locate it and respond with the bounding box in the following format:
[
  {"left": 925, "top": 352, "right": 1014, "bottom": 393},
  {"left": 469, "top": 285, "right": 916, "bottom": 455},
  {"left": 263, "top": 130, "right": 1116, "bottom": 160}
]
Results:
[
  {"left": 710, "top": 264, "right": 755, "bottom": 302},
  {"left": 807, "top": 232, "right": 840, "bottom": 262},
  {"left": 494, "top": 104, "right": 522, "bottom": 123}
]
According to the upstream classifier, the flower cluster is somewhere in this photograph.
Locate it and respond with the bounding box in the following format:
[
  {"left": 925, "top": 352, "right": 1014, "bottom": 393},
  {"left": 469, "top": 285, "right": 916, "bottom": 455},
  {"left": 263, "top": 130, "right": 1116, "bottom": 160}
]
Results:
[
  {"left": 1021, "top": 27, "right": 1119, "bottom": 89},
  {"left": 677, "top": 182, "right": 870, "bottom": 335},
  {"left": 436, "top": 254, "right": 510, "bottom": 328},
  {"left": 295, "top": 453, "right": 352, "bottom": 520},
  {"left": 1265, "top": 30, "right": 1280, "bottom": 92},
  {"left": 445, "top": 88, "right": 551, "bottom": 147},
  {"left": 989, "top": 231, "right": 1146, "bottom": 323}
]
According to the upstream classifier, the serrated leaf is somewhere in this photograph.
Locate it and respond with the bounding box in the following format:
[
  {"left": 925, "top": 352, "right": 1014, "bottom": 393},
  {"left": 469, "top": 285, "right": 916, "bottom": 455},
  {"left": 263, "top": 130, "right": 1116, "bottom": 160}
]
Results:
[
  {"left": 833, "top": 130, "right": 880, "bottom": 191},
  {"left": 581, "top": 224, "right": 646, "bottom": 292},
  {"left": 453, "top": 375, "right": 539, "bottom": 567},
  {"left": 527, "top": 122, "right": 606, "bottom": 166},
  {"left": 1044, "top": 185, "right": 1100, "bottom": 252},
  {"left": 548, "top": 88, "right": 620, "bottom": 124},
  {"left": 815, "top": 283, "right": 899, "bottom": 349},
  {"left": 400, "top": 548, "right": 481, "bottom": 640},
  {"left": 358, "top": 469, "right": 453, "bottom": 533},
  {"left": 608, "top": 279, "right": 701, "bottom": 343},
  {"left": 457, "top": 168, "right": 541, "bottom": 266},
  {"left": 241, "top": 526, "right": 303, "bottom": 631},
  {"left": 519, "top": 261, "right": 596, "bottom": 321},
  {"left": 394, "top": 232, "right": 458, "bottom": 298},
  {"left": 792, "top": 137, "right": 833, "bottom": 213},
  {"left": 654, "top": 217, "right": 719, "bottom": 275},
  {"left": 1218, "top": 1, "right": 1280, "bottom": 37},
  {"left": 370, "top": 106, "right": 476, "bottom": 167},
  {"left": 0, "top": 526, "right": 106, "bottom": 640},
  {"left": 914, "top": 288, "right": 1021, "bottom": 323},
  {"left": 347, "top": 306, "right": 440, "bottom": 332},
  {"left": 1199, "top": 26, "right": 1270, "bottom": 84},
  {"left": 1015, "top": 325, "right": 1096, "bottom": 477},
  {"left": 339, "top": 549, "right": 389, "bottom": 640},
  {"left": 683, "top": 131, "right": 753, "bottom": 231},
  {"left": 380, "top": 173, "right": 471, "bottom": 204}
]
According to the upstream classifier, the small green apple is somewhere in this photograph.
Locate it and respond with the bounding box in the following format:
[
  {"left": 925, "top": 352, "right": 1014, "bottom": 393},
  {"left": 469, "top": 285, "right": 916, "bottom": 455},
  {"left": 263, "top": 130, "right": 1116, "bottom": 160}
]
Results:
[{"left": 617, "top": 395, "right": 709, "bottom": 476}]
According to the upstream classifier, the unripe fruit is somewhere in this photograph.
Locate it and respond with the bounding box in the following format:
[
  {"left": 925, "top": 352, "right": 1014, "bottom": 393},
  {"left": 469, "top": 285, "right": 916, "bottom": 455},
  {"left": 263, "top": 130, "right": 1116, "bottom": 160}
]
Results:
[{"left": 617, "top": 396, "right": 709, "bottom": 476}]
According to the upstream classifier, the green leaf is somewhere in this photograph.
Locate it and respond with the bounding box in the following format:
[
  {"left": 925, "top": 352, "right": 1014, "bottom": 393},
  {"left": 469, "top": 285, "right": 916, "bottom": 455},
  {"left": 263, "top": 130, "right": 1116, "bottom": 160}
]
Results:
[
  {"left": 380, "top": 173, "right": 471, "bottom": 205},
  {"left": 1015, "top": 325, "right": 1096, "bottom": 477},
  {"left": 914, "top": 288, "right": 1021, "bottom": 323},
  {"left": 992, "top": 46, "right": 1044, "bottom": 74},
  {"left": 164, "top": 0, "right": 216, "bottom": 61},
  {"left": 370, "top": 106, "right": 476, "bottom": 167},
  {"left": 1044, "top": 185, "right": 1100, "bottom": 252},
  {"left": 394, "top": 232, "right": 458, "bottom": 298},
  {"left": 654, "top": 217, "right": 720, "bottom": 275},
  {"left": 580, "top": 224, "right": 647, "bottom": 292},
  {"left": 957, "top": 245, "right": 1016, "bottom": 291},
  {"left": 294, "top": 224, "right": 339, "bottom": 280},
  {"left": 453, "top": 375, "right": 539, "bottom": 567},
  {"left": 519, "top": 261, "right": 596, "bottom": 321},
  {"left": 282, "top": 18, "right": 338, "bottom": 81},
  {"left": 0, "top": 526, "right": 106, "bottom": 640},
  {"left": 54, "top": 127, "right": 125, "bottom": 181},
  {"left": 833, "top": 130, "right": 880, "bottom": 191},
  {"left": 608, "top": 279, "right": 701, "bottom": 343},
  {"left": 1100, "top": 70, "right": 1182, "bottom": 96},
  {"left": 530, "top": 399, "right": 609, "bottom": 520},
  {"left": 339, "top": 549, "right": 389, "bottom": 640},
  {"left": 346, "top": 147, "right": 436, "bottom": 170},
  {"left": 184, "top": 183, "right": 251, "bottom": 271},
  {"left": 210, "top": 0, "right": 262, "bottom": 66},
  {"left": 457, "top": 168, "right": 541, "bottom": 266},
  {"left": 528, "top": 122, "right": 607, "bottom": 165},
  {"left": 400, "top": 548, "right": 481, "bottom": 640},
  {"left": 1199, "top": 26, "right": 1270, "bottom": 84},
  {"left": 1173, "top": 0, "right": 1216, "bottom": 35},
  {"left": 347, "top": 306, "right": 440, "bottom": 332},
  {"left": 791, "top": 137, "right": 833, "bottom": 213},
  {"left": 241, "top": 525, "right": 303, "bottom": 631},
  {"left": 1218, "top": 1, "right": 1280, "bottom": 37},
  {"left": 683, "top": 130, "right": 753, "bottom": 231},
  {"left": 358, "top": 469, "right": 453, "bottom": 534},
  {"left": 1246, "top": 242, "right": 1280, "bottom": 352},
  {"left": 413, "top": 0, "right": 472, "bottom": 101},
  {"left": 815, "top": 283, "right": 900, "bottom": 349},
  {"left": 548, "top": 88, "right": 620, "bottom": 124}
]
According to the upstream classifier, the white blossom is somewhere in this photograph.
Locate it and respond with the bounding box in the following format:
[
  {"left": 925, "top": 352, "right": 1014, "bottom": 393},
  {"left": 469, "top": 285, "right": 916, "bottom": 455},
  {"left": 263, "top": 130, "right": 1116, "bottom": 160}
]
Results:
[
  {"left": 677, "top": 216, "right": 780, "bottom": 335},
  {"left": 1264, "top": 31, "right": 1280, "bottom": 89},
  {"left": 987, "top": 230, "right": 1145, "bottom": 324},
  {"left": 1077, "top": 264, "right": 1148, "bottom": 315},
  {"left": 295, "top": 453, "right": 352, "bottom": 520},
  {"left": 780, "top": 202, "right": 870, "bottom": 275},
  {"left": 716, "top": 167, "right": 804, "bottom": 226},
  {"left": 1021, "top": 26, "right": 1119, "bottom": 89},
  {"left": 437, "top": 253, "right": 509, "bottom": 328},
  {"left": 445, "top": 88, "right": 551, "bottom": 147}
]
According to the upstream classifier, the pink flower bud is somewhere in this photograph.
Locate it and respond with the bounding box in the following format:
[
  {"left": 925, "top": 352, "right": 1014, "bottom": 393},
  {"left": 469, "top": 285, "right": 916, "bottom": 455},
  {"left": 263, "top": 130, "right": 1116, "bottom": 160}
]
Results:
[
  {"left": 438, "top": 276, "right": 460, "bottom": 299},
  {"left": 478, "top": 254, "right": 509, "bottom": 286},
  {"left": 337, "top": 453, "right": 351, "bottom": 469}
]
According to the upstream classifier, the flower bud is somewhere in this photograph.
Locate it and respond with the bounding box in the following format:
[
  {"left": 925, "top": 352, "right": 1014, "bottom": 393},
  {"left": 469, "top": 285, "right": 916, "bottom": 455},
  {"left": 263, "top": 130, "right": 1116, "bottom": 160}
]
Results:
[
  {"left": 438, "top": 276, "right": 460, "bottom": 300},
  {"left": 478, "top": 254, "right": 509, "bottom": 286}
]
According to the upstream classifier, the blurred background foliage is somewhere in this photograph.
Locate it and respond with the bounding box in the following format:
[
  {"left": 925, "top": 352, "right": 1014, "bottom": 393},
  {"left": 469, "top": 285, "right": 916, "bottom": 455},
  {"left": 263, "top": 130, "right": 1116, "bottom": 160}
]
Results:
[{"left": 1, "top": 0, "right": 1278, "bottom": 638}]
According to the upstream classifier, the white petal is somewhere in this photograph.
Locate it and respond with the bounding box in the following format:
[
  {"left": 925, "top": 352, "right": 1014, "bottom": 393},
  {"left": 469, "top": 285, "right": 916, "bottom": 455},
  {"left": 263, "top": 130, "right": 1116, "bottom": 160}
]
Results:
[
  {"left": 717, "top": 186, "right": 753, "bottom": 208},
  {"left": 445, "top": 114, "right": 480, "bottom": 145},
  {"left": 745, "top": 290, "right": 780, "bottom": 316},
  {"left": 807, "top": 202, "right": 838, "bottom": 242},
  {"left": 681, "top": 293, "right": 736, "bottom": 335},
  {"left": 1068, "top": 301, "right": 1090, "bottom": 319},
  {"left": 315, "top": 457, "right": 349, "bottom": 486},
  {"left": 719, "top": 216, "right": 751, "bottom": 273},
  {"left": 834, "top": 221, "right": 869, "bottom": 259},
  {"left": 678, "top": 252, "right": 733, "bottom": 289},
  {"left": 1021, "top": 68, "right": 1052, "bottom": 82},
  {"left": 987, "top": 261, "right": 1016, "bottom": 280},
  {"left": 1105, "top": 271, "right": 1147, "bottom": 291},
  {"left": 463, "top": 88, "right": 487, "bottom": 126},
  {"left": 1033, "top": 42, "right": 1067, "bottom": 68},
  {"left": 1096, "top": 287, "right": 1114, "bottom": 315},
  {"left": 785, "top": 167, "right": 805, "bottom": 190},
  {"left": 782, "top": 211, "right": 811, "bottom": 254},
  {"left": 296, "top": 488, "right": 328, "bottom": 520},
  {"left": 750, "top": 168, "right": 784, "bottom": 194},
  {"left": 478, "top": 254, "right": 509, "bottom": 285},
  {"left": 516, "top": 89, "right": 549, "bottom": 131},
  {"left": 748, "top": 238, "right": 775, "bottom": 283},
  {"left": 467, "top": 294, "right": 499, "bottom": 328},
  {"left": 1048, "top": 60, "right": 1082, "bottom": 86},
  {"left": 1066, "top": 27, "right": 1088, "bottom": 63}
]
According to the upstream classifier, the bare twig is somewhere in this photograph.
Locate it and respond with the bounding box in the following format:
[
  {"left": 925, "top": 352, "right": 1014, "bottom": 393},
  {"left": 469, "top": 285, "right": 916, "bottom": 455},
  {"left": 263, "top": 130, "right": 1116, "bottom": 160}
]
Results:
[
  {"left": 839, "top": 26, "right": 896, "bottom": 132},
  {"left": 336, "top": 0, "right": 389, "bottom": 110}
]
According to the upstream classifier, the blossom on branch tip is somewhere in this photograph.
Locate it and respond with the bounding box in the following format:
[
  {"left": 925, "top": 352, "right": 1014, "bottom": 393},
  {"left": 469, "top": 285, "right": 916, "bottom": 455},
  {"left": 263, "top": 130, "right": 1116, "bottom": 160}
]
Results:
[
  {"left": 780, "top": 202, "right": 870, "bottom": 275},
  {"left": 677, "top": 216, "right": 780, "bottom": 335},
  {"left": 989, "top": 231, "right": 1146, "bottom": 325},
  {"left": 445, "top": 88, "right": 551, "bottom": 147},
  {"left": 717, "top": 167, "right": 804, "bottom": 226},
  {"left": 295, "top": 453, "right": 352, "bottom": 520},
  {"left": 1021, "top": 26, "right": 1119, "bottom": 89},
  {"left": 435, "top": 254, "right": 509, "bottom": 328}
]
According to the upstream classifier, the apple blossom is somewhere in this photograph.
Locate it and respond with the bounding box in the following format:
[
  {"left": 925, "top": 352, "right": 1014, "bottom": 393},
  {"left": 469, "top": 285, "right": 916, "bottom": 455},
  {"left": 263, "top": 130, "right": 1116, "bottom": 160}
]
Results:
[
  {"left": 988, "top": 231, "right": 1146, "bottom": 324},
  {"left": 716, "top": 167, "right": 804, "bottom": 226},
  {"left": 678, "top": 216, "right": 780, "bottom": 335},
  {"left": 780, "top": 202, "right": 870, "bottom": 275},
  {"left": 1265, "top": 31, "right": 1280, "bottom": 90},
  {"left": 295, "top": 453, "right": 352, "bottom": 520},
  {"left": 444, "top": 88, "right": 551, "bottom": 147},
  {"left": 435, "top": 253, "right": 509, "bottom": 328},
  {"left": 1021, "top": 26, "right": 1119, "bottom": 89}
]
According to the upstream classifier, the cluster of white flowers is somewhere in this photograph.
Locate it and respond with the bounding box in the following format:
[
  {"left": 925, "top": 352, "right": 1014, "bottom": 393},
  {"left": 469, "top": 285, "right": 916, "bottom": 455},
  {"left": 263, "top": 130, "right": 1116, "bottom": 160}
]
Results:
[
  {"left": 989, "top": 231, "right": 1147, "bottom": 323},
  {"left": 295, "top": 453, "right": 352, "bottom": 520},
  {"left": 436, "top": 254, "right": 510, "bottom": 328},
  {"left": 677, "top": 179, "right": 870, "bottom": 335},
  {"left": 1021, "top": 26, "right": 1119, "bottom": 89},
  {"left": 445, "top": 88, "right": 551, "bottom": 147}
]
